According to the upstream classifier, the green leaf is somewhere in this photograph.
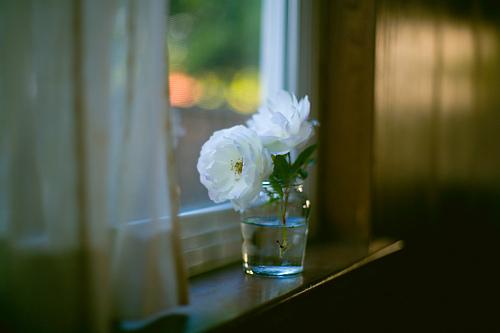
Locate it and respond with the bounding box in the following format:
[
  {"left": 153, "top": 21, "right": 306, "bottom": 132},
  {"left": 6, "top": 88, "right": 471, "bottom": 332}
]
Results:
[
  {"left": 270, "top": 154, "right": 292, "bottom": 185},
  {"left": 292, "top": 144, "right": 317, "bottom": 171},
  {"left": 267, "top": 147, "right": 317, "bottom": 197},
  {"left": 273, "top": 155, "right": 290, "bottom": 178},
  {"left": 269, "top": 176, "right": 284, "bottom": 198}
]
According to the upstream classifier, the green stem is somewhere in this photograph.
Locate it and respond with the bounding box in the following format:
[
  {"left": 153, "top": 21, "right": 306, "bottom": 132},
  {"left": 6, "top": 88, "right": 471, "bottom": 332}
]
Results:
[
  {"left": 279, "top": 186, "right": 289, "bottom": 257},
  {"left": 281, "top": 187, "right": 289, "bottom": 225}
]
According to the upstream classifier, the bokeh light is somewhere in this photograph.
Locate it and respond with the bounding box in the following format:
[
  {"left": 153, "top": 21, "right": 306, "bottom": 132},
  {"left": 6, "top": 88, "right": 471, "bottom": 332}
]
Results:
[
  {"left": 197, "top": 73, "right": 226, "bottom": 110},
  {"left": 226, "top": 69, "right": 260, "bottom": 114},
  {"left": 169, "top": 72, "right": 202, "bottom": 108}
]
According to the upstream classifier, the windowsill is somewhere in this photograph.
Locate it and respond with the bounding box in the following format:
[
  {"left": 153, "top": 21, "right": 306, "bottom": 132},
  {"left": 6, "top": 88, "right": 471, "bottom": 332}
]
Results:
[{"left": 122, "top": 239, "right": 403, "bottom": 333}]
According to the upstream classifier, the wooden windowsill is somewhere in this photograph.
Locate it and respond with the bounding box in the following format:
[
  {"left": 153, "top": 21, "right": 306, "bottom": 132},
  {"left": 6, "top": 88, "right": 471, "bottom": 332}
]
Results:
[{"left": 121, "top": 239, "right": 403, "bottom": 333}]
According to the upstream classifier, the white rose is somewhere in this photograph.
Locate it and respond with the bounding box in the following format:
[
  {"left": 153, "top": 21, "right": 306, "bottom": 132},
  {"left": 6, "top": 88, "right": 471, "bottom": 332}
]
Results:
[
  {"left": 247, "top": 90, "right": 313, "bottom": 155},
  {"left": 197, "top": 125, "right": 272, "bottom": 211}
]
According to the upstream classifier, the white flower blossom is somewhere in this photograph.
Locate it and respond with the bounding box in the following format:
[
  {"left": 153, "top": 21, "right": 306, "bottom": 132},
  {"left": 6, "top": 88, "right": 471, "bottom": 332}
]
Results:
[
  {"left": 197, "top": 125, "right": 272, "bottom": 211},
  {"left": 247, "top": 90, "right": 313, "bottom": 155}
]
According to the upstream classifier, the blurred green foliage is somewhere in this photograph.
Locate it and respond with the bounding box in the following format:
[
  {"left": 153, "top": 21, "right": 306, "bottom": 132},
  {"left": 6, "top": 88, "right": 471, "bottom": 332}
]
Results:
[{"left": 168, "top": 0, "right": 261, "bottom": 78}]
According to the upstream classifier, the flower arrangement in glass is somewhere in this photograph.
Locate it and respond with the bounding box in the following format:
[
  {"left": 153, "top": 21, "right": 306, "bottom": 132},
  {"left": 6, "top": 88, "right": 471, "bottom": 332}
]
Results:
[{"left": 197, "top": 91, "right": 317, "bottom": 276}]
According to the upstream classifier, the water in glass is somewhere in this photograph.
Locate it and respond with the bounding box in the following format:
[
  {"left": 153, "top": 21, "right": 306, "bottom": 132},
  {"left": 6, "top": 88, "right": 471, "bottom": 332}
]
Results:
[{"left": 241, "top": 216, "right": 308, "bottom": 276}]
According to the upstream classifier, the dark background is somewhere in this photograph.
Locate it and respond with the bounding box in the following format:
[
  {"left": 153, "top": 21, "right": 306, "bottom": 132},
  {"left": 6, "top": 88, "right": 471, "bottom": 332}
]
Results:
[{"left": 312, "top": 0, "right": 500, "bottom": 330}]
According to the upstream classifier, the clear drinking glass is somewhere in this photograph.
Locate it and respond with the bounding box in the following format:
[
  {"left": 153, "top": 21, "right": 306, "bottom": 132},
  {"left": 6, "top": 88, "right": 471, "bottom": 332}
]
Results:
[{"left": 240, "top": 181, "right": 310, "bottom": 276}]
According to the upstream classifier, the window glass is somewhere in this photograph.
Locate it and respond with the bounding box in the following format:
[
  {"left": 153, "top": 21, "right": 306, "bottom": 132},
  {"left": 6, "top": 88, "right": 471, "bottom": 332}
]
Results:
[{"left": 168, "top": 0, "right": 262, "bottom": 212}]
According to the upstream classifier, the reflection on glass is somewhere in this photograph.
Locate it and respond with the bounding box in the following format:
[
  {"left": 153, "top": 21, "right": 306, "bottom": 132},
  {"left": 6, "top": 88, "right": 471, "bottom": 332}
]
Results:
[{"left": 168, "top": 0, "right": 262, "bottom": 211}]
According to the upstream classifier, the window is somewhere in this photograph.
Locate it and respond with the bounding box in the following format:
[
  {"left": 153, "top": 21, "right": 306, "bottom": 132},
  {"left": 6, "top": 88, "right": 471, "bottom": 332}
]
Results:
[{"left": 168, "top": 0, "right": 306, "bottom": 275}]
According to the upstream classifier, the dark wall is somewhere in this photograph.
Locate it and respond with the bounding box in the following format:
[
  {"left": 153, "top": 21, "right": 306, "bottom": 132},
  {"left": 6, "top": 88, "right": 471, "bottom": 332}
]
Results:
[
  {"left": 316, "top": 0, "right": 500, "bottom": 244},
  {"left": 373, "top": 0, "right": 500, "bottom": 244},
  {"left": 373, "top": 3, "right": 500, "bottom": 323}
]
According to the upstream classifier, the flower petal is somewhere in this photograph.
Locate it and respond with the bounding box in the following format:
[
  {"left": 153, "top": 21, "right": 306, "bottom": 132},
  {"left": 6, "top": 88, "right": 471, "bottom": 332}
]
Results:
[{"left": 247, "top": 90, "right": 314, "bottom": 153}]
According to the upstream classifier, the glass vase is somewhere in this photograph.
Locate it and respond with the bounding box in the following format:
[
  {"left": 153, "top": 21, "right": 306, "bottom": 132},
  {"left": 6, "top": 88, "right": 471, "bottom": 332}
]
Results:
[{"left": 240, "top": 181, "right": 310, "bottom": 276}]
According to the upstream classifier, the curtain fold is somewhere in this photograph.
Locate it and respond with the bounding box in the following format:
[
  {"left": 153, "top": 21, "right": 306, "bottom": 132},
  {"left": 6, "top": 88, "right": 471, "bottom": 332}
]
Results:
[{"left": 0, "top": 0, "right": 187, "bottom": 332}]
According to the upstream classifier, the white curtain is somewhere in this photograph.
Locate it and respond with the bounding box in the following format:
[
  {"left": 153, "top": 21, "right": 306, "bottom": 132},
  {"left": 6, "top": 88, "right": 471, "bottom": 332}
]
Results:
[{"left": 0, "top": 0, "right": 187, "bottom": 332}]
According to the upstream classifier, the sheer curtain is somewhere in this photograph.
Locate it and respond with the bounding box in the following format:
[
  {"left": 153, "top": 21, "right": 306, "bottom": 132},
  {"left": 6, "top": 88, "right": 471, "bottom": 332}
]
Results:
[{"left": 0, "top": 0, "right": 187, "bottom": 332}]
